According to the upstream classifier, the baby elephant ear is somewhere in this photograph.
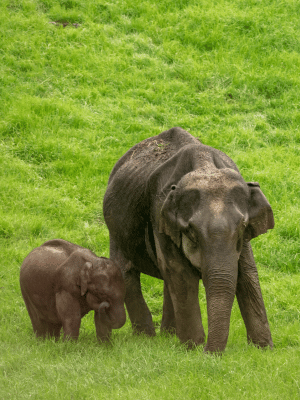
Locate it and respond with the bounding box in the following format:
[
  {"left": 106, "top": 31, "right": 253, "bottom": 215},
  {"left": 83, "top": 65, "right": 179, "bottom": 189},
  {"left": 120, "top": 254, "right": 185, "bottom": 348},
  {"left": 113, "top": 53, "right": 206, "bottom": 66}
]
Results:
[
  {"left": 80, "top": 262, "right": 93, "bottom": 296},
  {"left": 244, "top": 182, "right": 275, "bottom": 241}
]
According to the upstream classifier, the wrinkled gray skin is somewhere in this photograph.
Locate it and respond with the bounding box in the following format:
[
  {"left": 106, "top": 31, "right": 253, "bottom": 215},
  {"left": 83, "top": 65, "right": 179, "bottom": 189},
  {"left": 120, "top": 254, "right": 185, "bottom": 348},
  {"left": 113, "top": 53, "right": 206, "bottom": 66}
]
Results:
[
  {"left": 20, "top": 239, "right": 126, "bottom": 341},
  {"left": 103, "top": 127, "right": 274, "bottom": 353}
]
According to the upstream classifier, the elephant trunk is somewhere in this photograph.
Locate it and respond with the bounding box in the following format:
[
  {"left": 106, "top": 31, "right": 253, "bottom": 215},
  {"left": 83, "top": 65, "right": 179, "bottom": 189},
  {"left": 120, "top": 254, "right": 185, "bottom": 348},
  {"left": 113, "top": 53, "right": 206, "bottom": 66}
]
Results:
[
  {"left": 202, "top": 256, "right": 238, "bottom": 353},
  {"left": 98, "top": 301, "right": 126, "bottom": 330}
]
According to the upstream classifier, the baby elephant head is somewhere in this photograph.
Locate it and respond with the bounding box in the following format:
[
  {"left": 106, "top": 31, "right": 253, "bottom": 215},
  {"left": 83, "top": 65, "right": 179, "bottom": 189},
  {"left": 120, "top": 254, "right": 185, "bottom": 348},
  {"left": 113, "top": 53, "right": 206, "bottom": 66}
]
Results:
[{"left": 78, "top": 258, "right": 126, "bottom": 335}]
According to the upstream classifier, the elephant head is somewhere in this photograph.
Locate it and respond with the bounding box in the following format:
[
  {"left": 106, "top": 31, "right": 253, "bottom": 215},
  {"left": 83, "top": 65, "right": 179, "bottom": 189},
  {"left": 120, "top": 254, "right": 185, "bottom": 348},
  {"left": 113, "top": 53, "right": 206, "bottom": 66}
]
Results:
[
  {"left": 78, "top": 258, "right": 126, "bottom": 340},
  {"left": 158, "top": 168, "right": 274, "bottom": 351}
]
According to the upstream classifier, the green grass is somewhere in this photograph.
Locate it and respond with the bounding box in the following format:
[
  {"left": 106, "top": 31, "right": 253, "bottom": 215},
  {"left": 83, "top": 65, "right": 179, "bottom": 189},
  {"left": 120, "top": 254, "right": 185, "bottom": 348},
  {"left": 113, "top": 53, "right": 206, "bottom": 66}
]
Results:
[{"left": 0, "top": 0, "right": 299, "bottom": 398}]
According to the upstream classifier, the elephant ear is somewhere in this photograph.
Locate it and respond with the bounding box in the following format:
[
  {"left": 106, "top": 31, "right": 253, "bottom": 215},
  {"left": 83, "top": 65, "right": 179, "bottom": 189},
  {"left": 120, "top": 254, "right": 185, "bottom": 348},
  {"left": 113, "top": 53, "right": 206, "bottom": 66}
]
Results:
[
  {"left": 159, "top": 186, "right": 200, "bottom": 248},
  {"left": 146, "top": 147, "right": 195, "bottom": 247},
  {"left": 159, "top": 188, "right": 182, "bottom": 247},
  {"left": 79, "top": 261, "right": 93, "bottom": 296},
  {"left": 244, "top": 182, "right": 274, "bottom": 241}
]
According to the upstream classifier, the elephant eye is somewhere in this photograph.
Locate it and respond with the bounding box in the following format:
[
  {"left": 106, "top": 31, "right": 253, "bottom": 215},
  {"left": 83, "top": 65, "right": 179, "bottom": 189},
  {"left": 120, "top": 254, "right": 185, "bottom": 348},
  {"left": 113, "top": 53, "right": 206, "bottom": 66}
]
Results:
[{"left": 186, "top": 230, "right": 197, "bottom": 245}]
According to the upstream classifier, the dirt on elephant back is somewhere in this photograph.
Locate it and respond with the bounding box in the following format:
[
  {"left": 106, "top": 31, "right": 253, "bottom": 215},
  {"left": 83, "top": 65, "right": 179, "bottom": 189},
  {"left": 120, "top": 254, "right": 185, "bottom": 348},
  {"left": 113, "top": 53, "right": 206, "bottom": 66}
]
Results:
[
  {"left": 129, "top": 138, "right": 176, "bottom": 166},
  {"left": 110, "top": 128, "right": 203, "bottom": 181}
]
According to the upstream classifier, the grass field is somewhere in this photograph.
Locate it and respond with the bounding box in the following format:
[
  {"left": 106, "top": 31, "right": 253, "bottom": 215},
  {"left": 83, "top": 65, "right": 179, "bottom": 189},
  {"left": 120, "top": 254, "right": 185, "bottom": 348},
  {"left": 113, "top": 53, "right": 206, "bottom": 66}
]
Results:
[{"left": 0, "top": 0, "right": 299, "bottom": 398}]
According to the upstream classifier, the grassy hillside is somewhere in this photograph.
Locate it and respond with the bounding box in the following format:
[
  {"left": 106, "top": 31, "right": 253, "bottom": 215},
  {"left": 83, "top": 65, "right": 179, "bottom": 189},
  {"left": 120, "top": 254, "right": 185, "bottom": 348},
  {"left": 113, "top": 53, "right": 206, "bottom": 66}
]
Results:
[{"left": 0, "top": 0, "right": 299, "bottom": 398}]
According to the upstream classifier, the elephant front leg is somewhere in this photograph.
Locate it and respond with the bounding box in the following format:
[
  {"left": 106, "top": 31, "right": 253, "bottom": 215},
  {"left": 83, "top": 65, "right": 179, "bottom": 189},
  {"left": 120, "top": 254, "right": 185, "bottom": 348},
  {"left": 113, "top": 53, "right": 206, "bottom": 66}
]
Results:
[
  {"left": 154, "top": 232, "right": 205, "bottom": 348},
  {"left": 236, "top": 241, "right": 273, "bottom": 348},
  {"left": 161, "top": 281, "right": 176, "bottom": 335},
  {"left": 56, "top": 291, "right": 81, "bottom": 340}
]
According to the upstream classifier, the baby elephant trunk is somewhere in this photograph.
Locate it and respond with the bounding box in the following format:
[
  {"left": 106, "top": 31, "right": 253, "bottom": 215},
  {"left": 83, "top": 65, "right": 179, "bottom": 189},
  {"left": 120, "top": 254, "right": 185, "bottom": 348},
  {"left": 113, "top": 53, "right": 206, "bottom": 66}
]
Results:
[{"left": 98, "top": 301, "right": 126, "bottom": 329}]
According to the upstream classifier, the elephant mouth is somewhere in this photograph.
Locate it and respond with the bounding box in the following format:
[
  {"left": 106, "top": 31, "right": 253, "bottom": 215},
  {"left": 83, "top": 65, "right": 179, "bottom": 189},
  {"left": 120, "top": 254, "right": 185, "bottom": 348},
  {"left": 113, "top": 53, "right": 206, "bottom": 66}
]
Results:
[{"left": 182, "top": 233, "right": 202, "bottom": 270}]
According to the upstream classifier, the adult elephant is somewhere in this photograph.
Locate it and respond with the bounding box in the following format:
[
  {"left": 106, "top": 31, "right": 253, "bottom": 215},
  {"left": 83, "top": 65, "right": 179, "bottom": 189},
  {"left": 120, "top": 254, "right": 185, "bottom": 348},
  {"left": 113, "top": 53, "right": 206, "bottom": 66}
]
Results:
[{"left": 103, "top": 127, "right": 274, "bottom": 352}]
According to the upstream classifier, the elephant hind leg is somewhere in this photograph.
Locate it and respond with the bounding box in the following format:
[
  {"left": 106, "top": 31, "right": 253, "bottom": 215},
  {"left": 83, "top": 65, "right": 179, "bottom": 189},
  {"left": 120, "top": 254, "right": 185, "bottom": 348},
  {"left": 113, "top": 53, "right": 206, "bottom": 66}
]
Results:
[
  {"left": 23, "top": 297, "right": 61, "bottom": 339},
  {"left": 46, "top": 322, "right": 62, "bottom": 340},
  {"left": 31, "top": 317, "right": 62, "bottom": 340},
  {"left": 109, "top": 238, "right": 156, "bottom": 337},
  {"left": 124, "top": 268, "right": 156, "bottom": 336},
  {"left": 161, "top": 281, "right": 176, "bottom": 335},
  {"left": 31, "top": 317, "right": 48, "bottom": 338}
]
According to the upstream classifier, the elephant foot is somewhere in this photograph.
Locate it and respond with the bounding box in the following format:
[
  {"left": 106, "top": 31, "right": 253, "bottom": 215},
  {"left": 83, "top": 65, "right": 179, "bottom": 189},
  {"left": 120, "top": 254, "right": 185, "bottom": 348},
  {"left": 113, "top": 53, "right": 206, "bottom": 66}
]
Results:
[
  {"left": 203, "top": 345, "right": 224, "bottom": 355},
  {"left": 204, "top": 336, "right": 228, "bottom": 354},
  {"left": 34, "top": 321, "right": 62, "bottom": 340},
  {"left": 178, "top": 330, "right": 206, "bottom": 350},
  {"left": 97, "top": 333, "right": 112, "bottom": 344},
  {"left": 247, "top": 335, "right": 274, "bottom": 349},
  {"left": 132, "top": 323, "right": 156, "bottom": 337},
  {"left": 160, "top": 325, "right": 177, "bottom": 336},
  {"left": 181, "top": 336, "right": 205, "bottom": 350},
  {"left": 97, "top": 336, "right": 113, "bottom": 347}
]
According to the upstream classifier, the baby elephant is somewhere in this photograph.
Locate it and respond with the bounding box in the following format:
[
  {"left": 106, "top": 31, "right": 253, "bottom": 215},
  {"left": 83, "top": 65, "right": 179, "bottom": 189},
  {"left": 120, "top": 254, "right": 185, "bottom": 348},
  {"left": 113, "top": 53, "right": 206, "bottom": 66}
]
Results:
[{"left": 20, "top": 239, "right": 126, "bottom": 341}]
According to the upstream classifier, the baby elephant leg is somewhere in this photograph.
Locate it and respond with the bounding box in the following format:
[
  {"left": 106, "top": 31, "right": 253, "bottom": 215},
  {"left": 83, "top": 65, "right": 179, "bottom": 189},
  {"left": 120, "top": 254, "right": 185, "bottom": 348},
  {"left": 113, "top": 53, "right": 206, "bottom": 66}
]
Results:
[
  {"left": 47, "top": 322, "right": 62, "bottom": 339},
  {"left": 23, "top": 297, "right": 62, "bottom": 339},
  {"left": 30, "top": 317, "right": 61, "bottom": 339},
  {"left": 56, "top": 291, "right": 81, "bottom": 340}
]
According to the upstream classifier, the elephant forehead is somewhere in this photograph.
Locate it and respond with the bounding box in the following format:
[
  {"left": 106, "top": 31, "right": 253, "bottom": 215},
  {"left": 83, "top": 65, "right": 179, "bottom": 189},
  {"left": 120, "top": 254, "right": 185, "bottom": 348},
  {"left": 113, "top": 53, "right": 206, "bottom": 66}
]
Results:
[
  {"left": 184, "top": 175, "right": 242, "bottom": 191},
  {"left": 181, "top": 168, "right": 241, "bottom": 187},
  {"left": 209, "top": 199, "right": 225, "bottom": 214}
]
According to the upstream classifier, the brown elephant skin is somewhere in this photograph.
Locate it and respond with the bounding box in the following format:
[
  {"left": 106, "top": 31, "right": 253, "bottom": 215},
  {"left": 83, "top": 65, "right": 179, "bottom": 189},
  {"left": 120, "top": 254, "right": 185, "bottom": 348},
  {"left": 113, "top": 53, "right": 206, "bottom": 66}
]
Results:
[
  {"left": 103, "top": 127, "right": 274, "bottom": 353},
  {"left": 20, "top": 239, "right": 126, "bottom": 341}
]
